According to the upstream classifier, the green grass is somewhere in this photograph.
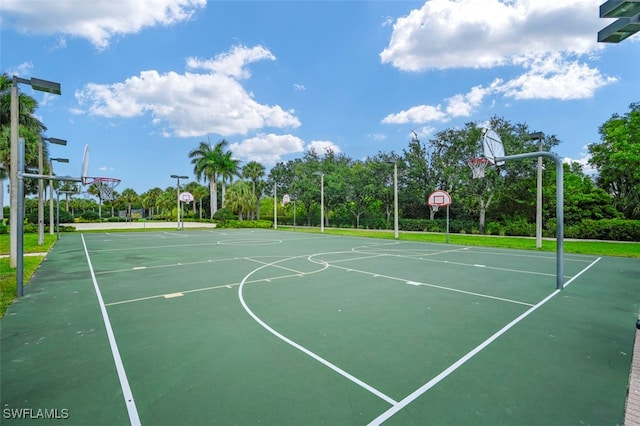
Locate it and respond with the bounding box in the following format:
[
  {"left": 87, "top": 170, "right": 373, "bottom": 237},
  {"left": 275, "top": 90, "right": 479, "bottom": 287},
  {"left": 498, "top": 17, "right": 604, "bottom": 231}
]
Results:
[
  {"left": 280, "top": 226, "right": 640, "bottom": 258},
  {"left": 0, "top": 233, "right": 57, "bottom": 317}
]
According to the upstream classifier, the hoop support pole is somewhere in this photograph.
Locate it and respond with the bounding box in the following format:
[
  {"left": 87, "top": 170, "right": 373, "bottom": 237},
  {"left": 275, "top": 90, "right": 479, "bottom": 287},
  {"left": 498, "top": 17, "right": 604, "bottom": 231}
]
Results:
[
  {"left": 22, "top": 173, "right": 82, "bottom": 183},
  {"left": 497, "top": 151, "right": 564, "bottom": 290}
]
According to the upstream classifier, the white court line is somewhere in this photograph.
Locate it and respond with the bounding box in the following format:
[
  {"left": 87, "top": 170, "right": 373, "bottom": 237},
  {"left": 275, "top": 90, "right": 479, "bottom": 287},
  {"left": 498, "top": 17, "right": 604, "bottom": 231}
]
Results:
[
  {"left": 244, "top": 257, "right": 306, "bottom": 275},
  {"left": 81, "top": 235, "right": 141, "bottom": 426},
  {"left": 356, "top": 249, "right": 561, "bottom": 279},
  {"left": 323, "top": 262, "right": 534, "bottom": 307},
  {"left": 367, "top": 257, "right": 602, "bottom": 425},
  {"left": 238, "top": 254, "right": 398, "bottom": 406}
]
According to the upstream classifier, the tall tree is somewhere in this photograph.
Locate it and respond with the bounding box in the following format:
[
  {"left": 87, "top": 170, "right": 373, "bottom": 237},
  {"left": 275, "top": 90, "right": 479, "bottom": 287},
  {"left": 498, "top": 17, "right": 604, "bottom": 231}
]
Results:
[
  {"left": 219, "top": 151, "right": 240, "bottom": 208},
  {"left": 224, "top": 180, "right": 256, "bottom": 220},
  {"left": 402, "top": 132, "right": 437, "bottom": 219},
  {"left": 189, "top": 139, "right": 229, "bottom": 217},
  {"left": 588, "top": 102, "right": 640, "bottom": 219},
  {"left": 118, "top": 188, "right": 139, "bottom": 221},
  {"left": 0, "top": 74, "right": 48, "bottom": 219},
  {"left": 242, "top": 160, "right": 265, "bottom": 219}
]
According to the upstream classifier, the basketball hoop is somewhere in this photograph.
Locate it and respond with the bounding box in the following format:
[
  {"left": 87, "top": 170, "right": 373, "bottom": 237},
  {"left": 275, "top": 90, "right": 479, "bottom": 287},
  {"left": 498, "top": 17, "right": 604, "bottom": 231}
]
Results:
[
  {"left": 427, "top": 190, "right": 452, "bottom": 213},
  {"left": 87, "top": 177, "right": 121, "bottom": 201},
  {"left": 467, "top": 157, "right": 491, "bottom": 179}
]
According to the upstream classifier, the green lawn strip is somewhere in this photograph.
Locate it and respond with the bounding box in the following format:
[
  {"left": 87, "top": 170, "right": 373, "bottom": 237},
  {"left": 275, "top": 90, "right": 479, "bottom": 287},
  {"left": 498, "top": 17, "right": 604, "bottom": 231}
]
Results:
[
  {"left": 0, "top": 234, "right": 57, "bottom": 317},
  {"left": 278, "top": 226, "right": 640, "bottom": 258},
  {"left": 0, "top": 256, "right": 45, "bottom": 317}
]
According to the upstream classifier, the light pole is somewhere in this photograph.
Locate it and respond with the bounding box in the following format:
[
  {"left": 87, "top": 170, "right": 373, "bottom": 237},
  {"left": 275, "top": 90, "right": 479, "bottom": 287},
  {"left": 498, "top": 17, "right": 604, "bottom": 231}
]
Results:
[
  {"left": 529, "top": 132, "right": 545, "bottom": 249},
  {"left": 171, "top": 175, "right": 188, "bottom": 229},
  {"left": 598, "top": 0, "right": 640, "bottom": 42},
  {"left": 273, "top": 182, "right": 277, "bottom": 230},
  {"left": 39, "top": 137, "right": 67, "bottom": 242},
  {"left": 49, "top": 158, "right": 69, "bottom": 235},
  {"left": 386, "top": 160, "right": 399, "bottom": 240},
  {"left": 313, "top": 171, "right": 324, "bottom": 233},
  {"left": 10, "top": 75, "right": 61, "bottom": 268}
]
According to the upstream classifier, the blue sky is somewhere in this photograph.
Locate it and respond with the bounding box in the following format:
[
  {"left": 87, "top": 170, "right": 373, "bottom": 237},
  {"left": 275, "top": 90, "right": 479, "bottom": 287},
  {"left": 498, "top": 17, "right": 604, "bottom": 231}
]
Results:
[{"left": 2, "top": 0, "right": 639, "bottom": 199}]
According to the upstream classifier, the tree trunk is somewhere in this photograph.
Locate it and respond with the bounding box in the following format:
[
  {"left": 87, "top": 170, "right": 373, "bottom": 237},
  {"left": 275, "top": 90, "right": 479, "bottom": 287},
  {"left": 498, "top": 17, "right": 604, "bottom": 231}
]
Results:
[
  {"left": 478, "top": 193, "right": 494, "bottom": 234},
  {"left": 210, "top": 178, "right": 217, "bottom": 218}
]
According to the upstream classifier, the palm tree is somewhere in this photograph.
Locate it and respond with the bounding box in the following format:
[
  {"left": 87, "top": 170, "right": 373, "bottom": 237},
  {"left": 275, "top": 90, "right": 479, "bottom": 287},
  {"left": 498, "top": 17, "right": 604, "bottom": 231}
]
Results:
[
  {"left": 242, "top": 161, "right": 265, "bottom": 219},
  {"left": 219, "top": 151, "right": 241, "bottom": 208},
  {"left": 224, "top": 181, "right": 256, "bottom": 220},
  {"left": 118, "top": 188, "right": 139, "bottom": 222},
  {"left": 0, "top": 74, "right": 48, "bottom": 220},
  {"left": 141, "top": 187, "right": 163, "bottom": 218},
  {"left": 184, "top": 181, "right": 208, "bottom": 218},
  {"left": 188, "top": 139, "right": 229, "bottom": 217}
]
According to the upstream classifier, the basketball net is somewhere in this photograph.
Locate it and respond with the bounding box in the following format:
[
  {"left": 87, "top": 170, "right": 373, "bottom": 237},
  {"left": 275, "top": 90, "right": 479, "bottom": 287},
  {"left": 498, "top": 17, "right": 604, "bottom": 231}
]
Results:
[
  {"left": 90, "top": 178, "right": 121, "bottom": 201},
  {"left": 467, "top": 158, "right": 491, "bottom": 179}
]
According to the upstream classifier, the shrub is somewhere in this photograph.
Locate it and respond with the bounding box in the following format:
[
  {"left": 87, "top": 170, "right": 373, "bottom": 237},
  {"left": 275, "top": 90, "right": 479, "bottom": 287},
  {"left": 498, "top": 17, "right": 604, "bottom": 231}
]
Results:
[
  {"left": 485, "top": 222, "right": 504, "bottom": 236},
  {"left": 220, "top": 220, "right": 272, "bottom": 229},
  {"left": 80, "top": 211, "right": 100, "bottom": 221},
  {"left": 25, "top": 208, "right": 74, "bottom": 224},
  {"left": 565, "top": 219, "right": 640, "bottom": 241},
  {"left": 504, "top": 218, "right": 536, "bottom": 237}
]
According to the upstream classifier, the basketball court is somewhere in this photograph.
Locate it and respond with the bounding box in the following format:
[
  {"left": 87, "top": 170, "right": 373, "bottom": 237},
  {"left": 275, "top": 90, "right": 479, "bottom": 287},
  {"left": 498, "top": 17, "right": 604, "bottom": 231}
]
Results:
[{"left": 1, "top": 228, "right": 638, "bottom": 425}]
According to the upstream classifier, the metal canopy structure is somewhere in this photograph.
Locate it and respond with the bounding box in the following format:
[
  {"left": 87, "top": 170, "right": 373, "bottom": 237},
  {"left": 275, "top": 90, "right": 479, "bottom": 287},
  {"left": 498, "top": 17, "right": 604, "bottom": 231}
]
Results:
[{"left": 598, "top": 0, "right": 640, "bottom": 42}]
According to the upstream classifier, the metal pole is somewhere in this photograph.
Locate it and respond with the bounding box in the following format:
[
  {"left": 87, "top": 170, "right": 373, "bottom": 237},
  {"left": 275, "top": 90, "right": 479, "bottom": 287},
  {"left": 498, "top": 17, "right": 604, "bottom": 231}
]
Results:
[
  {"left": 498, "top": 151, "right": 564, "bottom": 290},
  {"left": 16, "top": 138, "right": 25, "bottom": 297},
  {"left": 38, "top": 140, "right": 44, "bottom": 245},
  {"left": 9, "top": 84, "right": 18, "bottom": 268},
  {"left": 320, "top": 173, "right": 324, "bottom": 233},
  {"left": 446, "top": 205, "right": 450, "bottom": 244},
  {"left": 293, "top": 200, "right": 296, "bottom": 231},
  {"left": 56, "top": 191, "right": 60, "bottom": 240},
  {"left": 49, "top": 166, "right": 54, "bottom": 235},
  {"left": 536, "top": 139, "right": 543, "bottom": 248},
  {"left": 393, "top": 162, "right": 399, "bottom": 240},
  {"left": 274, "top": 183, "right": 277, "bottom": 230},
  {"left": 176, "top": 178, "right": 180, "bottom": 230}
]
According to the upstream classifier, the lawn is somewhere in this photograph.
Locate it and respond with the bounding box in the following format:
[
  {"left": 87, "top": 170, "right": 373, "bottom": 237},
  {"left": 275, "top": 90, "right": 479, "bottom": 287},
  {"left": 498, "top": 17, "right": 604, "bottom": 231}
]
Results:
[{"left": 0, "top": 233, "right": 57, "bottom": 317}]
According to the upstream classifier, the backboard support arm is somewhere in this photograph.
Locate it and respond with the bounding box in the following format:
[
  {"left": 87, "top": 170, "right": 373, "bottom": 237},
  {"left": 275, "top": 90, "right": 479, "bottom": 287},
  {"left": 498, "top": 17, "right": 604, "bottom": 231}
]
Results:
[{"left": 496, "top": 151, "right": 564, "bottom": 290}]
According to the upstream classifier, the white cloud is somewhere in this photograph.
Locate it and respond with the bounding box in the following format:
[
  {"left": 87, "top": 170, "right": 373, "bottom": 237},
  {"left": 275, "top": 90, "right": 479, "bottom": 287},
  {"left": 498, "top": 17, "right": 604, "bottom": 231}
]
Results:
[
  {"left": 0, "top": 0, "right": 206, "bottom": 49},
  {"left": 382, "top": 84, "right": 488, "bottom": 124},
  {"left": 230, "top": 134, "right": 305, "bottom": 165},
  {"left": 74, "top": 45, "right": 301, "bottom": 137},
  {"left": 564, "top": 148, "right": 597, "bottom": 176},
  {"left": 496, "top": 54, "right": 618, "bottom": 100},
  {"left": 381, "top": 0, "right": 601, "bottom": 71},
  {"left": 382, "top": 105, "right": 447, "bottom": 124},
  {"left": 186, "top": 46, "right": 275, "bottom": 79},
  {"left": 5, "top": 61, "right": 33, "bottom": 77},
  {"left": 306, "top": 140, "right": 342, "bottom": 155},
  {"left": 381, "top": 55, "right": 615, "bottom": 125},
  {"left": 379, "top": 1, "right": 617, "bottom": 125},
  {"left": 369, "top": 133, "right": 387, "bottom": 141},
  {"left": 294, "top": 83, "right": 306, "bottom": 91}
]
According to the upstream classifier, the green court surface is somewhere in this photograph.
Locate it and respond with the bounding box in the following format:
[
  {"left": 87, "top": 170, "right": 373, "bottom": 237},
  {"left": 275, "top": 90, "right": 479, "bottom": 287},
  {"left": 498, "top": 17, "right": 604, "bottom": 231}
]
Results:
[{"left": 1, "top": 229, "right": 638, "bottom": 425}]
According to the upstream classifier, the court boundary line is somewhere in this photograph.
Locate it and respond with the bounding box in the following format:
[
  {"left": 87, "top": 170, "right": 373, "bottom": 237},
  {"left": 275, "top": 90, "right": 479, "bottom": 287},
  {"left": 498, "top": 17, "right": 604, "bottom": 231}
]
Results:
[
  {"left": 352, "top": 248, "right": 563, "bottom": 279},
  {"left": 322, "top": 261, "right": 534, "bottom": 307},
  {"left": 237, "top": 253, "right": 399, "bottom": 406},
  {"left": 367, "top": 256, "right": 602, "bottom": 425},
  {"left": 104, "top": 256, "right": 330, "bottom": 307},
  {"left": 81, "top": 234, "right": 141, "bottom": 426}
]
